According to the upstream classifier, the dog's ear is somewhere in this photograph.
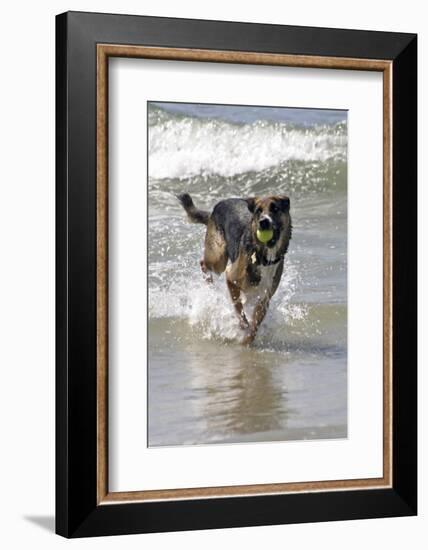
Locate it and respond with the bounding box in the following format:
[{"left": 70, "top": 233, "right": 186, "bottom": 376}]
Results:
[
  {"left": 277, "top": 195, "right": 290, "bottom": 211},
  {"left": 245, "top": 197, "right": 258, "bottom": 213}
]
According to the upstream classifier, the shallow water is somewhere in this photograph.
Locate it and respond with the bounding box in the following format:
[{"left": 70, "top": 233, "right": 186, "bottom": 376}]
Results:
[{"left": 148, "top": 103, "right": 347, "bottom": 447}]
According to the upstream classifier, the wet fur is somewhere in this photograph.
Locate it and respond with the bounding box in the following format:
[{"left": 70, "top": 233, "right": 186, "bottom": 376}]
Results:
[{"left": 177, "top": 193, "right": 292, "bottom": 345}]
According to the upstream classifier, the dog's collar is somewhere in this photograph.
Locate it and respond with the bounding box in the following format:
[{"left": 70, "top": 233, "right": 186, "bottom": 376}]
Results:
[{"left": 251, "top": 251, "right": 283, "bottom": 267}]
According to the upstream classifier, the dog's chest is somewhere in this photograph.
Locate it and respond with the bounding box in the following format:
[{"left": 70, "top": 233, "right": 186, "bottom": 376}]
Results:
[
  {"left": 259, "top": 262, "right": 278, "bottom": 294},
  {"left": 245, "top": 261, "right": 278, "bottom": 300}
]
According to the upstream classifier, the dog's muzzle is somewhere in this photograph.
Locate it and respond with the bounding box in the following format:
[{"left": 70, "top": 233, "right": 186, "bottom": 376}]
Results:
[{"left": 259, "top": 216, "right": 272, "bottom": 230}]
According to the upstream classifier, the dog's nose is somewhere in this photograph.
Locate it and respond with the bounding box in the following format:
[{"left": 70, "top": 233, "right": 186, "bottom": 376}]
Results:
[{"left": 259, "top": 216, "right": 271, "bottom": 230}]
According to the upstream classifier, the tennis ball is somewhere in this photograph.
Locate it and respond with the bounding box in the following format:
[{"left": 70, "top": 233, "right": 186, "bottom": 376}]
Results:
[{"left": 256, "top": 228, "right": 274, "bottom": 243}]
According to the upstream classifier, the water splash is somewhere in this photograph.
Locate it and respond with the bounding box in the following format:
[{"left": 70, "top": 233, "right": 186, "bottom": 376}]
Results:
[{"left": 148, "top": 257, "right": 307, "bottom": 346}]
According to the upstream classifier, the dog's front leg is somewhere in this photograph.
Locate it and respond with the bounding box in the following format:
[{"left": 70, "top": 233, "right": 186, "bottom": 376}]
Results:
[
  {"left": 241, "top": 298, "right": 270, "bottom": 346},
  {"left": 226, "top": 279, "right": 249, "bottom": 329}
]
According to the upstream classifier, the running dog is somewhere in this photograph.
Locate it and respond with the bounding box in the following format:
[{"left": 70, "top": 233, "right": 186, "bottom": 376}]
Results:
[{"left": 177, "top": 193, "right": 292, "bottom": 345}]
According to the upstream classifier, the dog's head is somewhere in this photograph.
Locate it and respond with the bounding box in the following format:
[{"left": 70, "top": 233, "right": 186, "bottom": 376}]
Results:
[{"left": 246, "top": 195, "right": 292, "bottom": 249}]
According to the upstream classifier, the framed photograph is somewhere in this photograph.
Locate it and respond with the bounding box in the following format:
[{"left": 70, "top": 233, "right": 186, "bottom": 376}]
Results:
[{"left": 56, "top": 11, "right": 417, "bottom": 537}]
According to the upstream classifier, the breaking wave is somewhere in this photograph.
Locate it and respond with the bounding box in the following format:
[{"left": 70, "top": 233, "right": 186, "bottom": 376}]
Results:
[{"left": 149, "top": 105, "right": 347, "bottom": 180}]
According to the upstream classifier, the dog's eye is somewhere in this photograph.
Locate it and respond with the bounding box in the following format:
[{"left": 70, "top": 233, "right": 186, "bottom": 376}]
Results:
[
  {"left": 270, "top": 204, "right": 279, "bottom": 213},
  {"left": 255, "top": 207, "right": 262, "bottom": 216}
]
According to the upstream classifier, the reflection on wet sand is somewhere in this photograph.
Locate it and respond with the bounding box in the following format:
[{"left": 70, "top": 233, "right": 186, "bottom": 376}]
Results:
[
  {"left": 148, "top": 318, "right": 346, "bottom": 447},
  {"left": 187, "top": 346, "right": 289, "bottom": 439}
]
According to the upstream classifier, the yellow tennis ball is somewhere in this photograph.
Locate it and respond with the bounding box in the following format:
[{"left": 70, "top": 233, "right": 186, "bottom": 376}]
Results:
[{"left": 256, "top": 228, "right": 274, "bottom": 243}]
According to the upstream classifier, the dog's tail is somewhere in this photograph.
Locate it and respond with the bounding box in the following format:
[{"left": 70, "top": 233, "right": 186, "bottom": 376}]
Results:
[{"left": 176, "top": 193, "right": 210, "bottom": 225}]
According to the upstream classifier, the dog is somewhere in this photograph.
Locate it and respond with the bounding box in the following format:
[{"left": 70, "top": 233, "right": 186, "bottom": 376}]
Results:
[{"left": 177, "top": 193, "right": 292, "bottom": 345}]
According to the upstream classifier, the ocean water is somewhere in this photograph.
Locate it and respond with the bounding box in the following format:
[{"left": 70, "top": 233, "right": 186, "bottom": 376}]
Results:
[{"left": 148, "top": 102, "right": 347, "bottom": 447}]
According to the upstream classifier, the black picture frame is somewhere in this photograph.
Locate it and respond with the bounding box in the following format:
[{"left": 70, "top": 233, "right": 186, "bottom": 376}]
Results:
[{"left": 56, "top": 11, "right": 417, "bottom": 538}]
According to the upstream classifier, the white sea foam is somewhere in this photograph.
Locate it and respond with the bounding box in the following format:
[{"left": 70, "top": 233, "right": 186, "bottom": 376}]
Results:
[{"left": 149, "top": 114, "right": 347, "bottom": 180}]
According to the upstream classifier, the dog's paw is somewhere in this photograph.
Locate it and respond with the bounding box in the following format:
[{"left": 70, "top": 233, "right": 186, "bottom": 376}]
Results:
[
  {"left": 199, "top": 259, "right": 213, "bottom": 283},
  {"left": 241, "top": 329, "right": 256, "bottom": 346}
]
